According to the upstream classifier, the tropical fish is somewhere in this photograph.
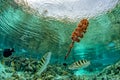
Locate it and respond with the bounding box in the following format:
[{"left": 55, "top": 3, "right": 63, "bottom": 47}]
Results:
[
  {"left": 36, "top": 52, "right": 51, "bottom": 75},
  {"left": 68, "top": 60, "right": 90, "bottom": 70},
  {"left": 63, "top": 63, "right": 67, "bottom": 66},
  {"left": 3, "top": 48, "right": 15, "bottom": 57}
]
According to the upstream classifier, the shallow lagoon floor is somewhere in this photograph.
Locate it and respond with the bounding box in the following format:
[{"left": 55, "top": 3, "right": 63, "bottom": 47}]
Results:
[{"left": 0, "top": 55, "right": 120, "bottom": 80}]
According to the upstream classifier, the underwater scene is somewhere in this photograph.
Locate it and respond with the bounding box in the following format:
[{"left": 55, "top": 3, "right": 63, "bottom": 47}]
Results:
[{"left": 0, "top": 0, "right": 120, "bottom": 80}]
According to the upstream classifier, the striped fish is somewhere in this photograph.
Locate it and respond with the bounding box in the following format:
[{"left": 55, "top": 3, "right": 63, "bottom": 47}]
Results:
[
  {"left": 68, "top": 60, "right": 90, "bottom": 70},
  {"left": 36, "top": 52, "right": 51, "bottom": 75}
]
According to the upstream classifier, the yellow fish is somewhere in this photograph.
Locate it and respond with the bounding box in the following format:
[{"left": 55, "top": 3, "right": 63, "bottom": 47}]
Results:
[
  {"left": 36, "top": 52, "right": 51, "bottom": 75},
  {"left": 68, "top": 60, "right": 90, "bottom": 70}
]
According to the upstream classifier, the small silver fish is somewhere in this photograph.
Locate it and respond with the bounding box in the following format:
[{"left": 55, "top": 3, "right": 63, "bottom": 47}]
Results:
[
  {"left": 36, "top": 52, "right": 51, "bottom": 75},
  {"left": 68, "top": 60, "right": 90, "bottom": 70}
]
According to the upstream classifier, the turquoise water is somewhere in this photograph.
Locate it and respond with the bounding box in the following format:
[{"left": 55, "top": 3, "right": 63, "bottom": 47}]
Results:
[{"left": 0, "top": 0, "right": 120, "bottom": 80}]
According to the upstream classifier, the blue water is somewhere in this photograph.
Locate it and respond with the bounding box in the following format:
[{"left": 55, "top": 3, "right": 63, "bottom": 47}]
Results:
[{"left": 0, "top": 0, "right": 120, "bottom": 79}]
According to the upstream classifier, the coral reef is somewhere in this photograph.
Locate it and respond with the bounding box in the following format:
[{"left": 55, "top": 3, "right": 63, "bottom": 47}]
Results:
[
  {"left": 0, "top": 54, "right": 88, "bottom": 80},
  {"left": 0, "top": 62, "right": 13, "bottom": 80},
  {"left": 0, "top": 55, "right": 120, "bottom": 80},
  {"left": 0, "top": 52, "right": 51, "bottom": 80},
  {"left": 1, "top": 53, "right": 51, "bottom": 74},
  {"left": 91, "top": 60, "right": 120, "bottom": 80}
]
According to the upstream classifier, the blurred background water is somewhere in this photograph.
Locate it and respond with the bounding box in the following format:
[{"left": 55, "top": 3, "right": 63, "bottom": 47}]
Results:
[{"left": 0, "top": 0, "right": 120, "bottom": 77}]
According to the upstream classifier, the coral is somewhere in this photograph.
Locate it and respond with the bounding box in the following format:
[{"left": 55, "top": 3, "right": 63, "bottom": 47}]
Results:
[
  {"left": 0, "top": 62, "right": 15, "bottom": 80},
  {"left": 91, "top": 60, "right": 120, "bottom": 80},
  {"left": 0, "top": 52, "right": 52, "bottom": 79},
  {"left": 64, "top": 19, "right": 89, "bottom": 60},
  {"left": 1, "top": 58, "right": 120, "bottom": 80}
]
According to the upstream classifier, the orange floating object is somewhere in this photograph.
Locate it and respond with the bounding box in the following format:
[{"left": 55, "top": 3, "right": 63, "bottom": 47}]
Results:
[{"left": 64, "top": 19, "right": 89, "bottom": 60}]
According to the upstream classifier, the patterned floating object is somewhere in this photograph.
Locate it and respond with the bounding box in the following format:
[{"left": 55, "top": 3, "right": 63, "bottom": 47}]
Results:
[
  {"left": 64, "top": 19, "right": 89, "bottom": 60},
  {"left": 71, "top": 18, "right": 89, "bottom": 42},
  {"left": 68, "top": 60, "right": 90, "bottom": 70}
]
